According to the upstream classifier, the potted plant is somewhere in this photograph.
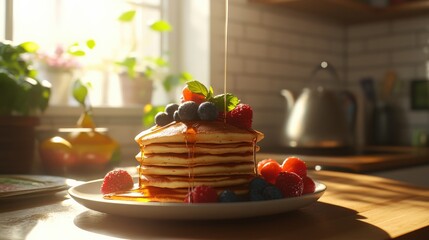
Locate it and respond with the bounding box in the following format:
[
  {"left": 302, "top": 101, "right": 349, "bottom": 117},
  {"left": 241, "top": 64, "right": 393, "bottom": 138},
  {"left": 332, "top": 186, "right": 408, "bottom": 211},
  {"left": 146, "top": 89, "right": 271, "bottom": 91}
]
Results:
[
  {"left": 35, "top": 40, "right": 95, "bottom": 105},
  {"left": 116, "top": 10, "right": 192, "bottom": 107},
  {"left": 0, "top": 41, "right": 51, "bottom": 174}
]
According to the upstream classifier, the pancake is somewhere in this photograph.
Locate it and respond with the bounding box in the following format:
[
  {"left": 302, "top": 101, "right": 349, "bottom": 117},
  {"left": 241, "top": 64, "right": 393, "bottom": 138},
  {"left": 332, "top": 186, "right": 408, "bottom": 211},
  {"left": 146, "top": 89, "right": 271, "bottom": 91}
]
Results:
[
  {"left": 142, "top": 142, "right": 259, "bottom": 154},
  {"left": 138, "top": 162, "right": 255, "bottom": 176},
  {"left": 135, "top": 121, "right": 264, "bottom": 145},
  {"left": 139, "top": 174, "right": 253, "bottom": 189},
  {"left": 136, "top": 152, "right": 254, "bottom": 166},
  {"left": 132, "top": 121, "right": 264, "bottom": 202}
]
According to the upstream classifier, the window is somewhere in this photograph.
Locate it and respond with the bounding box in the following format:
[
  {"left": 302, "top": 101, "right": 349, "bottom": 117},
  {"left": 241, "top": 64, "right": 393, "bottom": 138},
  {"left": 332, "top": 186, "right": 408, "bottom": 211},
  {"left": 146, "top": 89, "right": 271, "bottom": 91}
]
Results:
[
  {"left": 3, "top": 0, "right": 165, "bottom": 107},
  {"left": 2, "top": 0, "right": 210, "bottom": 109}
]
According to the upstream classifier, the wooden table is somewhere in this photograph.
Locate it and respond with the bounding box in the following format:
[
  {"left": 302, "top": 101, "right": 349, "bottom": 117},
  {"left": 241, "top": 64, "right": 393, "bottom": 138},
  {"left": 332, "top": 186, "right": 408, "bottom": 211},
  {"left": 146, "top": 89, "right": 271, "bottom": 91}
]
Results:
[{"left": 1, "top": 170, "right": 428, "bottom": 239}]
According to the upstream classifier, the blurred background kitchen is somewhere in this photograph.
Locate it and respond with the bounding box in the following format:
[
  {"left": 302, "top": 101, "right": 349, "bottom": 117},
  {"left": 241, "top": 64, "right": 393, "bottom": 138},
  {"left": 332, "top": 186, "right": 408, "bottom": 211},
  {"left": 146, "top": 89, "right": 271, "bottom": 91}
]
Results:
[{"left": 1, "top": 0, "right": 428, "bottom": 180}]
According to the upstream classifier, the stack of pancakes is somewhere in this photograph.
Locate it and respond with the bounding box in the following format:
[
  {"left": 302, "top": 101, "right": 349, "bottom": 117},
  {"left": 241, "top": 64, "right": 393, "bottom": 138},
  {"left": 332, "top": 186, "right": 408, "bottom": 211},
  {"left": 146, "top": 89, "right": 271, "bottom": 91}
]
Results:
[{"left": 134, "top": 121, "right": 264, "bottom": 202}]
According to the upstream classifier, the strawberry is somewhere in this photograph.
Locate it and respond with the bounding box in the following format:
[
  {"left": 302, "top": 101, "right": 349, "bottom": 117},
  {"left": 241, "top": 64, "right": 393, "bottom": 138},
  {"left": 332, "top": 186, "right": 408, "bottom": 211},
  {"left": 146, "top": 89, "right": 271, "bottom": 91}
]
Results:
[
  {"left": 275, "top": 172, "right": 303, "bottom": 198},
  {"left": 226, "top": 103, "right": 253, "bottom": 129},
  {"left": 184, "top": 185, "right": 218, "bottom": 203},
  {"left": 100, "top": 169, "right": 134, "bottom": 194},
  {"left": 281, "top": 156, "right": 307, "bottom": 179},
  {"left": 259, "top": 160, "right": 282, "bottom": 185},
  {"left": 181, "top": 86, "right": 206, "bottom": 105},
  {"left": 257, "top": 158, "right": 278, "bottom": 174}
]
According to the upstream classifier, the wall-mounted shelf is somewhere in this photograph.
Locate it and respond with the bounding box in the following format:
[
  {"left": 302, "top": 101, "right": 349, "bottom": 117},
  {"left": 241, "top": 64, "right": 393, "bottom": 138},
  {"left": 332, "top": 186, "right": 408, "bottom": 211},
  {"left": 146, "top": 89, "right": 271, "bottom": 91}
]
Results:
[{"left": 250, "top": 0, "right": 429, "bottom": 24}]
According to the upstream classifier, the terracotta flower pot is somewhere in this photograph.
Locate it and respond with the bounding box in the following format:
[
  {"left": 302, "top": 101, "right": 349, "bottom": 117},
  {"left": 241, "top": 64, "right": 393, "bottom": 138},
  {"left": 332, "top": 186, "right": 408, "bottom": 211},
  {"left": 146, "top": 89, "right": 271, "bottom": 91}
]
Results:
[
  {"left": 0, "top": 116, "right": 39, "bottom": 174},
  {"left": 119, "top": 72, "right": 153, "bottom": 106}
]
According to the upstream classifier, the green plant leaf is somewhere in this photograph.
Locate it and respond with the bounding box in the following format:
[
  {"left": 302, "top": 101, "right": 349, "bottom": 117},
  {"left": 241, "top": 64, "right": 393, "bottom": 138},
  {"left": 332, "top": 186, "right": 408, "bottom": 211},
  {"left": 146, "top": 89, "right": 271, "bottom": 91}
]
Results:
[
  {"left": 142, "top": 104, "right": 164, "bottom": 127},
  {"left": 86, "top": 39, "right": 96, "bottom": 49},
  {"left": 118, "top": 10, "right": 136, "bottom": 22},
  {"left": 116, "top": 57, "right": 137, "bottom": 78},
  {"left": 186, "top": 80, "right": 208, "bottom": 97},
  {"left": 211, "top": 93, "right": 240, "bottom": 112},
  {"left": 145, "top": 56, "right": 168, "bottom": 67},
  {"left": 180, "top": 72, "right": 193, "bottom": 82},
  {"left": 163, "top": 74, "right": 179, "bottom": 92},
  {"left": 19, "top": 42, "right": 39, "bottom": 53},
  {"left": 144, "top": 67, "right": 154, "bottom": 79},
  {"left": 67, "top": 44, "right": 86, "bottom": 57},
  {"left": 0, "top": 41, "right": 48, "bottom": 115},
  {"left": 72, "top": 79, "right": 88, "bottom": 108},
  {"left": 150, "top": 20, "right": 172, "bottom": 32}
]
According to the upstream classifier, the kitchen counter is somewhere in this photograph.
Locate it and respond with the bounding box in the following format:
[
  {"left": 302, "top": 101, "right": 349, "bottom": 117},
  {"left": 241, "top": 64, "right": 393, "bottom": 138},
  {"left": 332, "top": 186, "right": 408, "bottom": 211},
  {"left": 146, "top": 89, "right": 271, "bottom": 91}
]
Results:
[
  {"left": 1, "top": 170, "right": 428, "bottom": 239},
  {"left": 258, "top": 146, "right": 429, "bottom": 187}
]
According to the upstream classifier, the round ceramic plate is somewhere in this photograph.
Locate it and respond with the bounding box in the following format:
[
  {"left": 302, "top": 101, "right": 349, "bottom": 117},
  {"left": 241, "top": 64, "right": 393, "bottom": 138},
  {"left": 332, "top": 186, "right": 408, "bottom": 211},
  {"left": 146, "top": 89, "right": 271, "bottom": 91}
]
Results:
[{"left": 68, "top": 178, "right": 326, "bottom": 220}]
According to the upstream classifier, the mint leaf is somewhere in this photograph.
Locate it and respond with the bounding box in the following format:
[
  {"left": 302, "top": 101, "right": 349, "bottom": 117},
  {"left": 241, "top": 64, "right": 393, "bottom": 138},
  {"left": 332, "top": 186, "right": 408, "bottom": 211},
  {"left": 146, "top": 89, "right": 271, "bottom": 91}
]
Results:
[
  {"left": 207, "top": 86, "right": 214, "bottom": 100},
  {"left": 186, "top": 80, "right": 209, "bottom": 97},
  {"left": 211, "top": 93, "right": 240, "bottom": 112}
]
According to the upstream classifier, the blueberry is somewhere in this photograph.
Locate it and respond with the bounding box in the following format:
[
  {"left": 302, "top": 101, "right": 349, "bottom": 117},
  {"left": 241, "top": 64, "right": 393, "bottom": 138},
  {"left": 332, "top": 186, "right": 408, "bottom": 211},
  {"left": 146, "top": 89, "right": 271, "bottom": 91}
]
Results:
[
  {"left": 165, "top": 103, "right": 179, "bottom": 116},
  {"left": 155, "top": 112, "right": 172, "bottom": 126},
  {"left": 219, "top": 190, "right": 239, "bottom": 203},
  {"left": 173, "top": 110, "right": 181, "bottom": 122},
  {"left": 178, "top": 101, "right": 199, "bottom": 121},
  {"left": 249, "top": 188, "right": 265, "bottom": 201},
  {"left": 198, "top": 102, "right": 219, "bottom": 121},
  {"left": 249, "top": 177, "right": 269, "bottom": 193},
  {"left": 262, "top": 185, "right": 283, "bottom": 200}
]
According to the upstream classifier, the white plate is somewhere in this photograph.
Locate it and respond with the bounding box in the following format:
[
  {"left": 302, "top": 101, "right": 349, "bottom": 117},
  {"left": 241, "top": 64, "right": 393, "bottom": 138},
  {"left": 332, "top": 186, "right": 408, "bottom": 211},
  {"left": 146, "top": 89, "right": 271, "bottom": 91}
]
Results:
[{"left": 69, "top": 178, "right": 326, "bottom": 220}]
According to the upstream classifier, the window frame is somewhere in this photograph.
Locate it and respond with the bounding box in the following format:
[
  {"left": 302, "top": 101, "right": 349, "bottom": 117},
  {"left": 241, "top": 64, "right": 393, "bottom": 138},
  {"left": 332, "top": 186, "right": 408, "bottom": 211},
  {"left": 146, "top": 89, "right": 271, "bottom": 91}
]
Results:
[{"left": 1, "top": 0, "right": 210, "bottom": 117}]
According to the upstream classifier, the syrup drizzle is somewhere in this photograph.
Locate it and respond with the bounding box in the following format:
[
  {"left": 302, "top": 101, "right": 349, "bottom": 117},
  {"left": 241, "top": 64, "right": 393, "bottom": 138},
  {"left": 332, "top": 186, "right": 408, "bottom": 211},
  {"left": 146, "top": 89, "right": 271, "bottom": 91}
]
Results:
[
  {"left": 223, "top": 0, "right": 229, "bottom": 122},
  {"left": 184, "top": 123, "right": 197, "bottom": 202},
  {"left": 106, "top": 0, "right": 260, "bottom": 203}
]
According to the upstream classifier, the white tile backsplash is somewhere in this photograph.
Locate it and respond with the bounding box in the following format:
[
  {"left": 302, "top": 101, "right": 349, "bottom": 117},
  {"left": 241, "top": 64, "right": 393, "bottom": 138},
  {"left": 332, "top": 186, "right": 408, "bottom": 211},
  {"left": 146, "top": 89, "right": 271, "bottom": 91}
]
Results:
[{"left": 212, "top": 0, "right": 429, "bottom": 147}]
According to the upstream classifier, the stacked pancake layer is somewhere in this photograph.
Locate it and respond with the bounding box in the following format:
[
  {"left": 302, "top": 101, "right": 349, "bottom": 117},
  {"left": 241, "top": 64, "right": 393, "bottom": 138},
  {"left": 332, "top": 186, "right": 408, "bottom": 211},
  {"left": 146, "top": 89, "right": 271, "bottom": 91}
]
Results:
[{"left": 134, "top": 121, "right": 264, "bottom": 202}]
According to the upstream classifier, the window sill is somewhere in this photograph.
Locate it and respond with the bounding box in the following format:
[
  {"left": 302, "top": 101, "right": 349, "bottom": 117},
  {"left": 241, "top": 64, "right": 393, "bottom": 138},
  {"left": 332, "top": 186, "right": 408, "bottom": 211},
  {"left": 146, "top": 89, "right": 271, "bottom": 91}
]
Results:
[{"left": 43, "top": 106, "right": 143, "bottom": 118}]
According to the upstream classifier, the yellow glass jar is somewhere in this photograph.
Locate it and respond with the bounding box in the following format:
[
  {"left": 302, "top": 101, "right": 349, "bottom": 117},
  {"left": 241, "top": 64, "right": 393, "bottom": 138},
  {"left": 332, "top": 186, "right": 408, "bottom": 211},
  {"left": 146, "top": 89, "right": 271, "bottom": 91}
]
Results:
[{"left": 39, "top": 112, "right": 120, "bottom": 176}]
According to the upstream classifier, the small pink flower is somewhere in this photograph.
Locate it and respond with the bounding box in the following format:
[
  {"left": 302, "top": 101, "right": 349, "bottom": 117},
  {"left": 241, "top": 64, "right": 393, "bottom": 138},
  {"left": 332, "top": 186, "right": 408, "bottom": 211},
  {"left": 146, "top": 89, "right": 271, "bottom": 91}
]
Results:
[{"left": 37, "top": 44, "right": 81, "bottom": 70}]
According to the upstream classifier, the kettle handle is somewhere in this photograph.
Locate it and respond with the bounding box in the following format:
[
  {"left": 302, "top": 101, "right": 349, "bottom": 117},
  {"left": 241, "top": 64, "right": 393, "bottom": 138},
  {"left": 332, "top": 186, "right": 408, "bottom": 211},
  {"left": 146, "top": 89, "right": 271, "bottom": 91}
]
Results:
[
  {"left": 309, "top": 61, "right": 343, "bottom": 88},
  {"left": 280, "top": 89, "right": 294, "bottom": 112}
]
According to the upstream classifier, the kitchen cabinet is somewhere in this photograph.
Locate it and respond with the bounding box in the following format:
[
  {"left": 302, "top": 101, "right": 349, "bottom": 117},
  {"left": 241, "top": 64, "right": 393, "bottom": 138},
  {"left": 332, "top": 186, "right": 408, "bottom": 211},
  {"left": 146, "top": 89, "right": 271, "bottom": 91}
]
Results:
[{"left": 250, "top": 0, "right": 429, "bottom": 24}]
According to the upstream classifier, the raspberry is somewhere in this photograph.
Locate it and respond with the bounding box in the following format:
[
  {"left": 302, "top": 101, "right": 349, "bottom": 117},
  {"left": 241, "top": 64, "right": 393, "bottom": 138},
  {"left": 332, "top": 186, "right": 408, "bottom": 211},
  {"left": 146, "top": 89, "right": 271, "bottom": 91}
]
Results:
[
  {"left": 281, "top": 156, "right": 307, "bottom": 179},
  {"left": 198, "top": 102, "right": 218, "bottom": 121},
  {"left": 275, "top": 172, "right": 303, "bottom": 198},
  {"left": 226, "top": 103, "right": 253, "bottom": 129},
  {"left": 178, "top": 101, "right": 199, "bottom": 121},
  {"left": 303, "top": 176, "right": 316, "bottom": 194},
  {"left": 181, "top": 86, "right": 206, "bottom": 105},
  {"left": 100, "top": 169, "right": 134, "bottom": 194},
  {"left": 259, "top": 160, "right": 282, "bottom": 185},
  {"left": 154, "top": 112, "right": 172, "bottom": 126},
  {"left": 218, "top": 190, "right": 239, "bottom": 202},
  {"left": 184, "top": 185, "right": 218, "bottom": 203}
]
